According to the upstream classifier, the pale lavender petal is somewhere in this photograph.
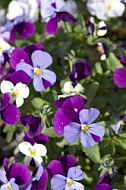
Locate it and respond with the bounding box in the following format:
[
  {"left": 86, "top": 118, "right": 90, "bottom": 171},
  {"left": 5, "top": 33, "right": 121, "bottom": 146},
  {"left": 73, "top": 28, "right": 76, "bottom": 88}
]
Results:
[
  {"left": 47, "top": 160, "right": 64, "bottom": 177},
  {"left": 33, "top": 76, "right": 45, "bottom": 92},
  {"left": 67, "top": 167, "right": 84, "bottom": 181},
  {"left": 64, "top": 122, "right": 81, "bottom": 143},
  {"left": 31, "top": 50, "right": 52, "bottom": 69},
  {"left": 80, "top": 132, "right": 97, "bottom": 148},
  {"left": 79, "top": 108, "right": 100, "bottom": 125},
  {"left": 89, "top": 123, "right": 105, "bottom": 142},
  {"left": 42, "top": 69, "right": 56, "bottom": 85},
  {"left": 66, "top": 181, "right": 84, "bottom": 190},
  {"left": 51, "top": 174, "right": 66, "bottom": 190},
  {"left": 16, "top": 62, "right": 33, "bottom": 78},
  {"left": 0, "top": 170, "right": 7, "bottom": 183},
  {"left": 113, "top": 68, "right": 126, "bottom": 88},
  {"left": 35, "top": 165, "right": 44, "bottom": 181},
  {"left": 45, "top": 17, "right": 58, "bottom": 34},
  {"left": 10, "top": 179, "right": 19, "bottom": 190}
]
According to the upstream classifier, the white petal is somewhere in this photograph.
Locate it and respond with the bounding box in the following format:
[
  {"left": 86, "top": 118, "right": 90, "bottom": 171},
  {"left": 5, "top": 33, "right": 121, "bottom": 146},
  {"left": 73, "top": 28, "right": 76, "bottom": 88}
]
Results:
[
  {"left": 63, "top": 81, "right": 74, "bottom": 93},
  {"left": 74, "top": 83, "right": 84, "bottom": 93},
  {"left": 33, "top": 155, "right": 43, "bottom": 165},
  {"left": 15, "top": 82, "right": 29, "bottom": 98},
  {"left": 18, "top": 141, "right": 32, "bottom": 156},
  {"left": 0, "top": 80, "right": 14, "bottom": 94},
  {"left": 15, "top": 94, "right": 24, "bottom": 107},
  {"left": 33, "top": 143, "right": 47, "bottom": 157}
]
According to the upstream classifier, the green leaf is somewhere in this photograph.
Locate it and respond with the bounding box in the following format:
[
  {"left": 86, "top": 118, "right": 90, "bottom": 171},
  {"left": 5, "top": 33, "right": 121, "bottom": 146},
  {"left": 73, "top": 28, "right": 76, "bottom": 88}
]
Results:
[
  {"left": 106, "top": 52, "right": 122, "bottom": 71},
  {"left": 43, "top": 127, "right": 61, "bottom": 138},
  {"left": 82, "top": 144, "right": 101, "bottom": 163},
  {"left": 31, "top": 97, "right": 44, "bottom": 110},
  {"left": 84, "top": 82, "right": 99, "bottom": 106},
  {"left": 3, "top": 125, "right": 16, "bottom": 142}
]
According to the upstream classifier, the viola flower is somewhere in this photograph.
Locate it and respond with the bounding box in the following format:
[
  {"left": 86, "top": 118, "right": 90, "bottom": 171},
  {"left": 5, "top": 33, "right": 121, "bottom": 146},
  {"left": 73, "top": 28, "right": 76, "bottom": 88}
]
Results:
[
  {"left": 94, "top": 172, "right": 112, "bottom": 190},
  {"left": 41, "top": 0, "right": 77, "bottom": 34},
  {"left": 0, "top": 80, "right": 30, "bottom": 107},
  {"left": 87, "top": 17, "right": 107, "bottom": 37},
  {"left": 47, "top": 154, "right": 84, "bottom": 190},
  {"left": 16, "top": 50, "right": 56, "bottom": 92},
  {"left": 53, "top": 95, "right": 87, "bottom": 135},
  {"left": 18, "top": 141, "right": 47, "bottom": 166},
  {"left": 1, "top": 14, "right": 35, "bottom": 43},
  {"left": 69, "top": 60, "right": 91, "bottom": 83},
  {"left": 86, "top": 0, "right": 125, "bottom": 20},
  {"left": 64, "top": 108, "right": 105, "bottom": 148},
  {"left": 0, "top": 93, "right": 20, "bottom": 125},
  {"left": 0, "top": 38, "right": 10, "bottom": 64},
  {"left": 0, "top": 158, "right": 31, "bottom": 189},
  {"left": 97, "top": 43, "right": 108, "bottom": 60}
]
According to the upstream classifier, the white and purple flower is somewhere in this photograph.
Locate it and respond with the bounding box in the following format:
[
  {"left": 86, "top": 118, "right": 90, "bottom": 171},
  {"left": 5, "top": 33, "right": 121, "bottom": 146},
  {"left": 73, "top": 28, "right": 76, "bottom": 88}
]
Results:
[{"left": 64, "top": 108, "right": 105, "bottom": 148}]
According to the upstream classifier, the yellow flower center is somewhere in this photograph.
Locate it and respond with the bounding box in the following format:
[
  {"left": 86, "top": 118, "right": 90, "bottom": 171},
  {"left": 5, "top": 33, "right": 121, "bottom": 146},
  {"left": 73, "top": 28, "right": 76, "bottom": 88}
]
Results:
[
  {"left": 12, "top": 90, "right": 18, "bottom": 97},
  {"left": 0, "top": 45, "right": 3, "bottom": 51},
  {"left": 7, "top": 184, "right": 12, "bottom": 190},
  {"left": 30, "top": 149, "right": 36, "bottom": 156},
  {"left": 67, "top": 179, "right": 74, "bottom": 186},
  {"left": 34, "top": 68, "right": 42, "bottom": 76},
  {"left": 107, "top": 4, "right": 112, "bottom": 10},
  {"left": 82, "top": 125, "right": 89, "bottom": 133}
]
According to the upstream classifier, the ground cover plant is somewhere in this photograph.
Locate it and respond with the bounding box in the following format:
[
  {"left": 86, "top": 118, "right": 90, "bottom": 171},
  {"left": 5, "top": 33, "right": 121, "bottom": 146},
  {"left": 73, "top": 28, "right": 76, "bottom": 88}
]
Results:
[{"left": 0, "top": 0, "right": 126, "bottom": 189}]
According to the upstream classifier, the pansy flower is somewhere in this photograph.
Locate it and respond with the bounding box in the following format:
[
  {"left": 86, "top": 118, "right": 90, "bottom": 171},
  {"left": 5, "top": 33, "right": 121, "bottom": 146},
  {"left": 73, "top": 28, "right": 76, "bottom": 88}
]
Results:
[
  {"left": 94, "top": 172, "right": 112, "bottom": 190},
  {"left": 41, "top": 0, "right": 77, "bottom": 34},
  {"left": 87, "top": 0, "right": 125, "bottom": 20},
  {"left": 18, "top": 141, "right": 47, "bottom": 166},
  {"left": 1, "top": 14, "right": 35, "bottom": 43},
  {"left": 0, "top": 80, "right": 30, "bottom": 107},
  {"left": 15, "top": 50, "right": 56, "bottom": 92},
  {"left": 47, "top": 154, "right": 84, "bottom": 190},
  {"left": 53, "top": 95, "right": 87, "bottom": 135},
  {"left": 64, "top": 108, "right": 105, "bottom": 148},
  {"left": 0, "top": 93, "right": 20, "bottom": 125},
  {"left": 0, "top": 158, "right": 31, "bottom": 189}
]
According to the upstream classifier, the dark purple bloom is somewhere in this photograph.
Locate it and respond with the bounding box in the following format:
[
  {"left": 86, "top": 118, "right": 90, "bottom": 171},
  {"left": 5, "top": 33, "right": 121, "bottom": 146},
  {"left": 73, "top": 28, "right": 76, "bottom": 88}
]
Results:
[
  {"left": 15, "top": 50, "right": 56, "bottom": 92},
  {"left": 1, "top": 15, "right": 35, "bottom": 43},
  {"left": 47, "top": 155, "right": 84, "bottom": 190},
  {"left": 0, "top": 93, "right": 20, "bottom": 125},
  {"left": 69, "top": 60, "right": 91, "bottom": 83},
  {"left": 20, "top": 115, "right": 43, "bottom": 138},
  {"left": 64, "top": 108, "right": 105, "bottom": 148},
  {"left": 53, "top": 95, "right": 86, "bottom": 135},
  {"left": 0, "top": 158, "right": 31, "bottom": 189},
  {"left": 94, "top": 184, "right": 112, "bottom": 190},
  {"left": 23, "top": 133, "right": 49, "bottom": 145}
]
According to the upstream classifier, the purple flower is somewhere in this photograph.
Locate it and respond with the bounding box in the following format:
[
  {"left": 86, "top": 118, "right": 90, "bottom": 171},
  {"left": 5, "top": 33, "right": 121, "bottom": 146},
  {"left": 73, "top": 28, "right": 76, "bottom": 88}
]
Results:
[
  {"left": 15, "top": 50, "right": 56, "bottom": 92},
  {"left": 94, "top": 184, "right": 112, "bottom": 190},
  {"left": 64, "top": 108, "right": 105, "bottom": 148},
  {"left": 94, "top": 172, "right": 112, "bottom": 190},
  {"left": 0, "top": 93, "right": 20, "bottom": 125},
  {"left": 0, "top": 158, "right": 31, "bottom": 189},
  {"left": 69, "top": 60, "right": 91, "bottom": 83},
  {"left": 41, "top": 0, "right": 77, "bottom": 34},
  {"left": 113, "top": 67, "right": 126, "bottom": 88},
  {"left": 47, "top": 155, "right": 84, "bottom": 190},
  {"left": 1, "top": 15, "right": 35, "bottom": 43},
  {"left": 53, "top": 95, "right": 87, "bottom": 135}
]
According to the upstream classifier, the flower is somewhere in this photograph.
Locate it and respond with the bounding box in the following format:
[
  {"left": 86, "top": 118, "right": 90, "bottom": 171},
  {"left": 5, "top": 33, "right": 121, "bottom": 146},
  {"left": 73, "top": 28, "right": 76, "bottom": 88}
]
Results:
[
  {"left": 18, "top": 141, "right": 47, "bottom": 166},
  {"left": 64, "top": 108, "right": 105, "bottom": 148},
  {"left": 47, "top": 155, "right": 84, "bottom": 190},
  {"left": 0, "top": 80, "right": 30, "bottom": 107},
  {"left": 16, "top": 50, "right": 56, "bottom": 92},
  {"left": 87, "top": 0, "right": 125, "bottom": 20},
  {"left": 41, "top": 0, "right": 77, "bottom": 34},
  {"left": 94, "top": 172, "right": 112, "bottom": 190},
  {"left": 69, "top": 60, "right": 91, "bottom": 83},
  {"left": 0, "top": 38, "right": 10, "bottom": 63},
  {"left": 53, "top": 95, "right": 87, "bottom": 135},
  {"left": 0, "top": 93, "right": 20, "bottom": 125},
  {"left": 0, "top": 158, "right": 31, "bottom": 189}
]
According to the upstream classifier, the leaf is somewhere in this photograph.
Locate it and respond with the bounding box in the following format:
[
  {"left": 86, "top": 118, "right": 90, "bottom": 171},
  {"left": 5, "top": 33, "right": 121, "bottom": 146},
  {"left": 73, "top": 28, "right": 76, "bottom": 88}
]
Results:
[
  {"left": 84, "top": 82, "right": 99, "bottom": 106},
  {"left": 82, "top": 144, "right": 101, "bottom": 163},
  {"left": 31, "top": 97, "right": 44, "bottom": 110},
  {"left": 43, "top": 127, "right": 61, "bottom": 138},
  {"left": 3, "top": 125, "right": 16, "bottom": 142},
  {"left": 106, "top": 52, "right": 122, "bottom": 71}
]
